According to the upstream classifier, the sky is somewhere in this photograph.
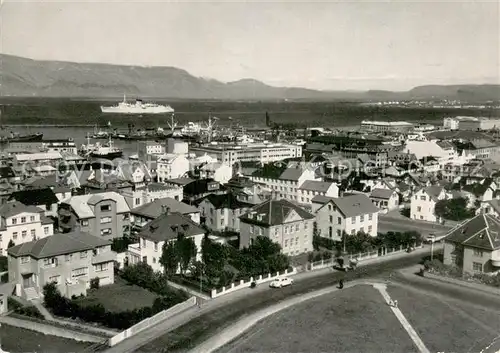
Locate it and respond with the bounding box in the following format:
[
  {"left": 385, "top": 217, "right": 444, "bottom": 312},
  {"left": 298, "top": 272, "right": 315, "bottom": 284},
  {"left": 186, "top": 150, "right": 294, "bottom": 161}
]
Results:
[{"left": 1, "top": 0, "right": 499, "bottom": 91}]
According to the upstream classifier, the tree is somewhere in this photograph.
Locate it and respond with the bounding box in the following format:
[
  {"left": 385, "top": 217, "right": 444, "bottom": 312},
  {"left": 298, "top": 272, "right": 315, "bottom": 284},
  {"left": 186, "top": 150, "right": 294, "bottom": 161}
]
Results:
[
  {"left": 176, "top": 236, "right": 197, "bottom": 274},
  {"left": 201, "top": 236, "right": 227, "bottom": 278},
  {"left": 160, "top": 242, "right": 179, "bottom": 276},
  {"left": 7, "top": 240, "right": 15, "bottom": 248},
  {"left": 435, "top": 197, "right": 474, "bottom": 221}
]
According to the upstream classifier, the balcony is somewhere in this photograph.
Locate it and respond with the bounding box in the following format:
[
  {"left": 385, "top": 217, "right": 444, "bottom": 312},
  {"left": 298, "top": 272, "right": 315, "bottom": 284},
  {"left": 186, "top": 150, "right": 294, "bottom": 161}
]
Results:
[
  {"left": 491, "top": 252, "right": 500, "bottom": 267},
  {"left": 127, "top": 243, "right": 142, "bottom": 257}
]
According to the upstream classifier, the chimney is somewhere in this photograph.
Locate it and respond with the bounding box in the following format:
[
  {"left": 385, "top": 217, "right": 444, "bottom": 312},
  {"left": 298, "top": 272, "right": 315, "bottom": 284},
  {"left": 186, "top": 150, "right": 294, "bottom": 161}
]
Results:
[{"left": 165, "top": 207, "right": 171, "bottom": 215}]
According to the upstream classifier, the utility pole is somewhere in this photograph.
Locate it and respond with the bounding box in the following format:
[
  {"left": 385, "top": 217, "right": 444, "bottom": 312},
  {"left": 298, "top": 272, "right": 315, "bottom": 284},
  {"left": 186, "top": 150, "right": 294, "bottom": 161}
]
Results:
[{"left": 430, "top": 235, "right": 435, "bottom": 261}]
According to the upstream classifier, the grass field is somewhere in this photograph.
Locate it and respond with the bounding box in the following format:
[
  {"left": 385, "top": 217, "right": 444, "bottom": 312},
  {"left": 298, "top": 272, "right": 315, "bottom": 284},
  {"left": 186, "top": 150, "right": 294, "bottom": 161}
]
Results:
[
  {"left": 75, "top": 277, "right": 157, "bottom": 312},
  {"left": 216, "top": 285, "right": 417, "bottom": 353},
  {"left": 0, "top": 324, "right": 91, "bottom": 353},
  {"left": 388, "top": 284, "right": 500, "bottom": 353}
]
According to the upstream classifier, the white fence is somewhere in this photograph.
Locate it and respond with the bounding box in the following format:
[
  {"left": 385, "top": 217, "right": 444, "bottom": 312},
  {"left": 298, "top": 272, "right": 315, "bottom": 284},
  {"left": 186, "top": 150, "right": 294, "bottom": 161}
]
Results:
[
  {"left": 310, "top": 245, "right": 423, "bottom": 270},
  {"left": 108, "top": 296, "right": 197, "bottom": 346},
  {"left": 210, "top": 267, "right": 297, "bottom": 298}
]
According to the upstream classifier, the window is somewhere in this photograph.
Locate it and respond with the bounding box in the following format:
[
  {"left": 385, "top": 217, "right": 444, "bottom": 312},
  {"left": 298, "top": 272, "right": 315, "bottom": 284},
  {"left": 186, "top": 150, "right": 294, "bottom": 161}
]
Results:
[
  {"left": 258, "top": 227, "right": 263, "bottom": 235},
  {"left": 21, "top": 256, "right": 30, "bottom": 264},
  {"left": 351, "top": 229, "right": 355, "bottom": 235},
  {"left": 142, "top": 256, "right": 147, "bottom": 263},
  {"left": 285, "top": 226, "right": 288, "bottom": 234},
  {"left": 71, "top": 267, "right": 88, "bottom": 278},
  {"left": 417, "top": 206, "right": 422, "bottom": 212},
  {"left": 250, "top": 225, "right": 254, "bottom": 234},
  {"left": 420, "top": 196, "right": 426, "bottom": 201},
  {"left": 44, "top": 226, "right": 49, "bottom": 235},
  {"left": 81, "top": 220, "right": 89, "bottom": 227},
  {"left": 100, "top": 216, "right": 112, "bottom": 224},
  {"left": 94, "top": 263, "right": 108, "bottom": 272},
  {"left": 295, "top": 237, "right": 299, "bottom": 245},
  {"left": 43, "top": 257, "right": 57, "bottom": 267},
  {"left": 450, "top": 254, "right": 457, "bottom": 265},
  {"left": 360, "top": 215, "right": 364, "bottom": 222},
  {"left": 49, "top": 275, "right": 61, "bottom": 284},
  {"left": 369, "top": 214, "right": 373, "bottom": 221},
  {"left": 328, "top": 205, "right": 332, "bottom": 211},
  {"left": 65, "top": 254, "right": 72, "bottom": 262},
  {"left": 351, "top": 217, "right": 356, "bottom": 224},
  {"left": 100, "top": 228, "right": 112, "bottom": 236},
  {"left": 21, "top": 231, "right": 27, "bottom": 238},
  {"left": 472, "top": 262, "right": 482, "bottom": 272},
  {"left": 100, "top": 205, "right": 111, "bottom": 212},
  {"left": 154, "top": 242, "right": 158, "bottom": 251},
  {"left": 13, "top": 232, "right": 18, "bottom": 240},
  {"left": 473, "top": 249, "right": 483, "bottom": 257},
  {"left": 11, "top": 218, "right": 17, "bottom": 225},
  {"left": 142, "top": 238, "right": 147, "bottom": 247},
  {"left": 274, "top": 227, "right": 278, "bottom": 235},
  {"left": 304, "top": 222, "right": 308, "bottom": 230},
  {"left": 21, "top": 217, "right": 26, "bottom": 224},
  {"left": 80, "top": 251, "right": 87, "bottom": 259},
  {"left": 368, "top": 225, "right": 373, "bottom": 233},
  {"left": 329, "top": 227, "right": 333, "bottom": 238},
  {"left": 30, "top": 229, "right": 36, "bottom": 238},
  {"left": 153, "top": 257, "right": 157, "bottom": 264},
  {"left": 360, "top": 227, "right": 364, "bottom": 233},
  {"left": 284, "top": 240, "right": 288, "bottom": 247},
  {"left": 329, "top": 215, "right": 333, "bottom": 223},
  {"left": 135, "top": 198, "right": 141, "bottom": 206},
  {"left": 30, "top": 216, "right": 35, "bottom": 222}
]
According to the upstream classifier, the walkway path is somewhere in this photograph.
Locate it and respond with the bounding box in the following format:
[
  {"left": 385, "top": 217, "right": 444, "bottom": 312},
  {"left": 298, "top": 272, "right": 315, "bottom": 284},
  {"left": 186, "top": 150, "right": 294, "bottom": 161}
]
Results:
[{"left": 372, "top": 283, "right": 430, "bottom": 353}]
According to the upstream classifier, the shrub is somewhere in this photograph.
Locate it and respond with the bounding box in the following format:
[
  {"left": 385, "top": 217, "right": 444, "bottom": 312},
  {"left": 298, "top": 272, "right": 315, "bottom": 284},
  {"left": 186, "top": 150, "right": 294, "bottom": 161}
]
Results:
[{"left": 90, "top": 277, "right": 100, "bottom": 290}]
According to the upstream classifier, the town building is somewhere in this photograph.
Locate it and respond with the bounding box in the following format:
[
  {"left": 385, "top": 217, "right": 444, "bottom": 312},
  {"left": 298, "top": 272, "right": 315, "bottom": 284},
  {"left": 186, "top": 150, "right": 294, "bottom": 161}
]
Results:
[
  {"left": 360, "top": 120, "right": 414, "bottom": 133},
  {"left": 179, "top": 178, "right": 227, "bottom": 204},
  {"left": 443, "top": 213, "right": 500, "bottom": 274},
  {"left": 130, "top": 198, "right": 200, "bottom": 231},
  {"left": 190, "top": 142, "right": 303, "bottom": 166},
  {"left": 226, "top": 176, "right": 272, "bottom": 205},
  {"left": 369, "top": 188, "right": 399, "bottom": 212},
  {"left": 444, "top": 116, "right": 500, "bottom": 131},
  {"left": 239, "top": 199, "right": 315, "bottom": 256},
  {"left": 157, "top": 154, "right": 190, "bottom": 182},
  {"left": 199, "top": 163, "right": 233, "bottom": 184},
  {"left": 138, "top": 141, "right": 166, "bottom": 158},
  {"left": 8, "top": 231, "right": 116, "bottom": 300},
  {"left": 311, "top": 194, "right": 379, "bottom": 241},
  {"left": 410, "top": 186, "right": 447, "bottom": 222},
  {"left": 199, "top": 193, "right": 252, "bottom": 232},
  {"left": 9, "top": 188, "right": 59, "bottom": 217},
  {"left": 0, "top": 201, "right": 54, "bottom": 256},
  {"left": 127, "top": 211, "right": 205, "bottom": 273},
  {"left": 58, "top": 192, "right": 130, "bottom": 239}
]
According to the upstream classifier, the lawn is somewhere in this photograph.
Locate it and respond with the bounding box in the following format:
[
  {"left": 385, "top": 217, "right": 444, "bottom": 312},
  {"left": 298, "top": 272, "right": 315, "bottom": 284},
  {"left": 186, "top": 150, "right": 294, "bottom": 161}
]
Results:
[
  {"left": 216, "top": 285, "right": 417, "bottom": 353},
  {"left": 388, "top": 284, "right": 500, "bottom": 353},
  {"left": 0, "top": 324, "right": 91, "bottom": 353},
  {"left": 75, "top": 276, "right": 158, "bottom": 312}
]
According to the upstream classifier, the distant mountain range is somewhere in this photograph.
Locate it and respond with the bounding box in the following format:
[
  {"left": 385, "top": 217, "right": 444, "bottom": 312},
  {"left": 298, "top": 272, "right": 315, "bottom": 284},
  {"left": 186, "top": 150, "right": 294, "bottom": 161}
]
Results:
[{"left": 1, "top": 54, "right": 499, "bottom": 102}]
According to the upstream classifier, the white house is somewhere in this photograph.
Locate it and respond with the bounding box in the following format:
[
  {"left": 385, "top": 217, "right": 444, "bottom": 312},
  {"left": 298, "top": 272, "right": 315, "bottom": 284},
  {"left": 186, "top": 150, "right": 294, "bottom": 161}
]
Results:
[
  {"left": 369, "top": 188, "right": 399, "bottom": 212},
  {"left": 0, "top": 201, "right": 54, "bottom": 256},
  {"left": 199, "top": 163, "right": 233, "bottom": 184},
  {"left": 157, "top": 154, "right": 190, "bottom": 182},
  {"left": 410, "top": 186, "right": 447, "bottom": 222},
  {"left": 198, "top": 193, "right": 252, "bottom": 232},
  {"left": 127, "top": 211, "right": 205, "bottom": 273},
  {"left": 312, "top": 194, "right": 379, "bottom": 241}
]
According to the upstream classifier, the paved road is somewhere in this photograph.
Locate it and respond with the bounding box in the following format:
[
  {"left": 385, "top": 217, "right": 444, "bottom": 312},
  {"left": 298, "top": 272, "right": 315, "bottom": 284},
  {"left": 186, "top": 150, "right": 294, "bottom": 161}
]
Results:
[
  {"left": 134, "top": 249, "right": 438, "bottom": 353},
  {"left": 379, "top": 216, "right": 452, "bottom": 236}
]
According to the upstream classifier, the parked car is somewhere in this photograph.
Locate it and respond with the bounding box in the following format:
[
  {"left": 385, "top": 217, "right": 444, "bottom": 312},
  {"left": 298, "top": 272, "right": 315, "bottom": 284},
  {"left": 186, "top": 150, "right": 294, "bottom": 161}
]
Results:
[
  {"left": 424, "top": 233, "right": 447, "bottom": 243},
  {"left": 269, "top": 277, "right": 294, "bottom": 288}
]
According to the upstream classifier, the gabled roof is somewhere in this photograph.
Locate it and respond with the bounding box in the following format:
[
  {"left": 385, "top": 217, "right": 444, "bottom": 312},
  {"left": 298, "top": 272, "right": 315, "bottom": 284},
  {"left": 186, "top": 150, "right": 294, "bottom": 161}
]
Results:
[
  {"left": 62, "top": 192, "right": 130, "bottom": 219},
  {"left": 329, "top": 194, "right": 379, "bottom": 218},
  {"left": 279, "top": 167, "right": 305, "bottom": 181},
  {"left": 417, "top": 185, "right": 444, "bottom": 201},
  {"left": 138, "top": 212, "right": 205, "bottom": 242},
  {"left": 166, "top": 177, "right": 195, "bottom": 186},
  {"left": 201, "top": 193, "right": 252, "bottom": 210},
  {"left": 131, "top": 197, "right": 197, "bottom": 219},
  {"left": 9, "top": 188, "right": 59, "bottom": 206},
  {"left": 311, "top": 195, "right": 336, "bottom": 205},
  {"left": 183, "top": 178, "right": 224, "bottom": 196},
  {"left": 370, "top": 188, "right": 396, "bottom": 200},
  {"left": 445, "top": 214, "right": 500, "bottom": 250},
  {"left": 8, "top": 231, "right": 111, "bottom": 259},
  {"left": 298, "top": 180, "right": 336, "bottom": 193},
  {"left": 240, "top": 199, "right": 314, "bottom": 226},
  {"left": 0, "top": 201, "right": 44, "bottom": 218}
]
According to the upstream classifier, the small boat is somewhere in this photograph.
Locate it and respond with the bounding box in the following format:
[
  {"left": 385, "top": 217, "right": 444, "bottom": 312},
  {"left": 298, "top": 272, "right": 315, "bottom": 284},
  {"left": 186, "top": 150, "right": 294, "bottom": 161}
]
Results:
[
  {"left": 0, "top": 132, "right": 44, "bottom": 143},
  {"left": 80, "top": 136, "right": 123, "bottom": 160}
]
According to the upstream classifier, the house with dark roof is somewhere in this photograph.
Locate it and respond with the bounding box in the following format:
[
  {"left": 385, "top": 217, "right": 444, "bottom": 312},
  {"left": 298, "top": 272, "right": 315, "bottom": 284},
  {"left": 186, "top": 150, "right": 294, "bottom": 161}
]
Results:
[
  {"left": 22, "top": 175, "right": 72, "bottom": 203},
  {"left": 127, "top": 211, "right": 205, "bottom": 273},
  {"left": 225, "top": 176, "right": 272, "bottom": 205},
  {"left": 0, "top": 201, "right": 54, "bottom": 256},
  {"left": 443, "top": 213, "right": 500, "bottom": 274},
  {"left": 311, "top": 194, "right": 379, "bottom": 241},
  {"left": 239, "top": 199, "right": 315, "bottom": 255},
  {"left": 130, "top": 197, "right": 200, "bottom": 229},
  {"left": 369, "top": 188, "right": 399, "bottom": 212},
  {"left": 180, "top": 178, "right": 227, "bottom": 204},
  {"left": 199, "top": 193, "right": 252, "bottom": 232},
  {"left": 9, "top": 188, "right": 59, "bottom": 217},
  {"left": 8, "top": 230, "right": 116, "bottom": 300}
]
